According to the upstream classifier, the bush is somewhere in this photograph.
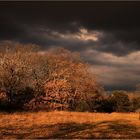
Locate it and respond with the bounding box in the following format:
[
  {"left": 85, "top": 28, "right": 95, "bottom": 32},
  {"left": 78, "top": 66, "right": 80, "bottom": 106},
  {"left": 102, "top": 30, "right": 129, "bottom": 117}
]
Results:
[
  {"left": 75, "top": 101, "right": 91, "bottom": 112},
  {"left": 44, "top": 48, "right": 98, "bottom": 111},
  {"left": 109, "top": 91, "right": 130, "bottom": 112},
  {"left": 99, "top": 98, "right": 114, "bottom": 113},
  {"left": 130, "top": 97, "right": 140, "bottom": 112},
  {"left": 0, "top": 43, "right": 99, "bottom": 111},
  {"left": 0, "top": 43, "right": 48, "bottom": 110}
]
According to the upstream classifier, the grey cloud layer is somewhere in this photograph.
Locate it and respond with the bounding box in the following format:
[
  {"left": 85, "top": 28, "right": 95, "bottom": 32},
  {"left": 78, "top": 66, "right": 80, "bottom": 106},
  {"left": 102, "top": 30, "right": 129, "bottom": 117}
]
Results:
[
  {"left": 23, "top": 26, "right": 140, "bottom": 56},
  {"left": 86, "top": 50, "right": 140, "bottom": 90}
]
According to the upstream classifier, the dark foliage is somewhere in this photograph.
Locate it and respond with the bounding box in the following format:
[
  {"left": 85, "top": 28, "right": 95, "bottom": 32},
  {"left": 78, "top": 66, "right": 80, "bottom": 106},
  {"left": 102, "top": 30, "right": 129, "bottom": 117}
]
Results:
[{"left": 109, "top": 91, "right": 130, "bottom": 112}]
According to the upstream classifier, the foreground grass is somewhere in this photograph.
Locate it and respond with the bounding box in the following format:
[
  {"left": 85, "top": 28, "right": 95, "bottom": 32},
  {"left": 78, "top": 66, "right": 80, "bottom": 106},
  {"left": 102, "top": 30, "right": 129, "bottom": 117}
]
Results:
[{"left": 0, "top": 111, "right": 140, "bottom": 139}]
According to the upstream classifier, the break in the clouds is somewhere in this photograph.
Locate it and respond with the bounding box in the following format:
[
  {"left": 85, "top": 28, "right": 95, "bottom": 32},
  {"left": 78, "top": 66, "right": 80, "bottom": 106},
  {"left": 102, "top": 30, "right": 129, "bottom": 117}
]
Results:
[{"left": 0, "top": 1, "right": 140, "bottom": 90}]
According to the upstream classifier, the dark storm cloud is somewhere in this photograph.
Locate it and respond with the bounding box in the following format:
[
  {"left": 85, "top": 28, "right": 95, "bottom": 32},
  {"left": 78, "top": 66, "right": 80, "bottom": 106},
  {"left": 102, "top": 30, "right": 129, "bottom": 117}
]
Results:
[
  {"left": 0, "top": 2, "right": 140, "bottom": 47},
  {"left": 6, "top": 1, "right": 139, "bottom": 31},
  {"left": 0, "top": 1, "right": 140, "bottom": 57}
]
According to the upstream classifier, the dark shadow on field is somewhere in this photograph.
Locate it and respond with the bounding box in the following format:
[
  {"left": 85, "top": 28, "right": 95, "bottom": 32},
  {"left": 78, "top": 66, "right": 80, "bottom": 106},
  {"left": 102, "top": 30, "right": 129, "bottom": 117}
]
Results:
[{"left": 0, "top": 120, "right": 140, "bottom": 139}]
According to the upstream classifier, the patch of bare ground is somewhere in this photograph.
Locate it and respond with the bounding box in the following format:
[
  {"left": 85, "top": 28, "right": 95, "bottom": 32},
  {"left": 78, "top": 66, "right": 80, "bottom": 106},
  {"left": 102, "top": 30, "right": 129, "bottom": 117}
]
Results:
[{"left": 0, "top": 111, "right": 140, "bottom": 139}]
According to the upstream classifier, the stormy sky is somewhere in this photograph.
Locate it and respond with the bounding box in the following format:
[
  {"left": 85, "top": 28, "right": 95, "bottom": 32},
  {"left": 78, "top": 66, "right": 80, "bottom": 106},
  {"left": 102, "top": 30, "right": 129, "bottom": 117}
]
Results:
[{"left": 0, "top": 1, "right": 140, "bottom": 91}]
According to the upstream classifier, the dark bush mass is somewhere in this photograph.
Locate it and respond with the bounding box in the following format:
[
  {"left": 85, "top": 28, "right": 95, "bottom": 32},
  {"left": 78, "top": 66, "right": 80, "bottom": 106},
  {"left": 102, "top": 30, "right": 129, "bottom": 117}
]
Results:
[{"left": 109, "top": 91, "right": 130, "bottom": 112}]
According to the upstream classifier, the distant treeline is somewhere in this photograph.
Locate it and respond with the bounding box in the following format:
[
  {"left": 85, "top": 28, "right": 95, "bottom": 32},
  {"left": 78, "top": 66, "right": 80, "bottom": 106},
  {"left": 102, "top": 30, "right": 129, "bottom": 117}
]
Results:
[{"left": 0, "top": 42, "right": 140, "bottom": 113}]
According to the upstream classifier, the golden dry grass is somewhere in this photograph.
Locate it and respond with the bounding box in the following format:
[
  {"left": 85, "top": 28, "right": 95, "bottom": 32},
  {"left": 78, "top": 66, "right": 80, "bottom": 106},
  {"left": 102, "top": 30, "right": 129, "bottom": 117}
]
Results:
[{"left": 0, "top": 111, "right": 140, "bottom": 139}]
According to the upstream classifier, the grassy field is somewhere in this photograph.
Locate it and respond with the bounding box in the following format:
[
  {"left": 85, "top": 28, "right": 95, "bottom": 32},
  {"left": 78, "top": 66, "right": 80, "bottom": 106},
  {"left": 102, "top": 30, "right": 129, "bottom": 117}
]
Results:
[{"left": 0, "top": 111, "right": 140, "bottom": 139}]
